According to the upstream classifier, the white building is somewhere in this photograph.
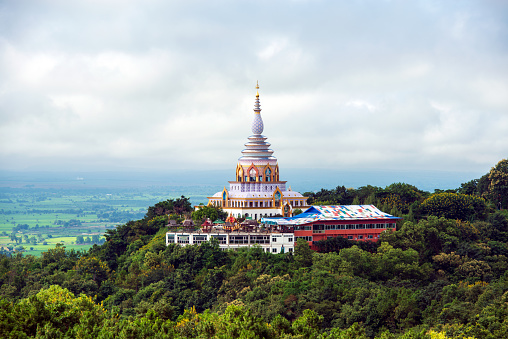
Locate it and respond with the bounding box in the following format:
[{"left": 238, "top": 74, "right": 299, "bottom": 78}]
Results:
[{"left": 166, "top": 231, "right": 295, "bottom": 254}]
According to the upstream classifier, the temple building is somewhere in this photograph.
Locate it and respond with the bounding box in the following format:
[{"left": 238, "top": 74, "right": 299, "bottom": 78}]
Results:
[
  {"left": 171, "top": 84, "right": 399, "bottom": 252},
  {"left": 207, "top": 83, "right": 309, "bottom": 220},
  {"left": 262, "top": 205, "right": 400, "bottom": 250}
]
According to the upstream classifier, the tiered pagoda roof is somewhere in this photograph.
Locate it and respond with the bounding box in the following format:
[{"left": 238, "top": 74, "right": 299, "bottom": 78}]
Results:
[{"left": 238, "top": 81, "right": 277, "bottom": 167}]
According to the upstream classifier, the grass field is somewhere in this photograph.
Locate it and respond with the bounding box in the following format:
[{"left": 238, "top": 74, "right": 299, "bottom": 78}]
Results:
[
  {"left": 0, "top": 188, "right": 186, "bottom": 256},
  {"left": 0, "top": 234, "right": 105, "bottom": 256}
]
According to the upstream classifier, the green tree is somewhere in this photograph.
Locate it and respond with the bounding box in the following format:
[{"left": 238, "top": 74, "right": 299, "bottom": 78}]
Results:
[
  {"left": 488, "top": 211, "right": 508, "bottom": 242},
  {"left": 41, "top": 243, "right": 67, "bottom": 266},
  {"left": 338, "top": 245, "right": 375, "bottom": 279},
  {"left": 291, "top": 309, "right": 323, "bottom": 338},
  {"left": 323, "top": 323, "right": 369, "bottom": 339},
  {"left": 390, "top": 205, "right": 400, "bottom": 217},
  {"left": 487, "top": 159, "right": 508, "bottom": 209},
  {"left": 354, "top": 185, "right": 383, "bottom": 204},
  {"left": 421, "top": 192, "right": 487, "bottom": 221},
  {"left": 304, "top": 185, "right": 355, "bottom": 205},
  {"left": 11, "top": 285, "right": 107, "bottom": 338},
  {"left": 294, "top": 238, "right": 313, "bottom": 267},
  {"left": 191, "top": 205, "right": 228, "bottom": 223},
  {"left": 74, "top": 256, "right": 110, "bottom": 285},
  {"left": 380, "top": 216, "right": 460, "bottom": 262},
  {"left": 458, "top": 179, "right": 480, "bottom": 195},
  {"left": 145, "top": 196, "right": 192, "bottom": 220},
  {"left": 377, "top": 182, "right": 428, "bottom": 213},
  {"left": 364, "top": 193, "right": 376, "bottom": 205}
]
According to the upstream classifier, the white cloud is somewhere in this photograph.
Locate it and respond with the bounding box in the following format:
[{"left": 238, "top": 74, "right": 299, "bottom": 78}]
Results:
[
  {"left": 0, "top": 0, "right": 507, "bottom": 174},
  {"left": 345, "top": 100, "right": 378, "bottom": 112},
  {"left": 258, "top": 38, "right": 289, "bottom": 60}
]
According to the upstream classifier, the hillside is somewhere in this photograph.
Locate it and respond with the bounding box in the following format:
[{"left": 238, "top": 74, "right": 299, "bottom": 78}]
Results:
[{"left": 0, "top": 159, "right": 507, "bottom": 338}]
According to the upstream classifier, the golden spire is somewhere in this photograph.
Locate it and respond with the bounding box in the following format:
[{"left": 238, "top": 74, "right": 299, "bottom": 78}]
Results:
[{"left": 256, "top": 81, "right": 259, "bottom": 97}]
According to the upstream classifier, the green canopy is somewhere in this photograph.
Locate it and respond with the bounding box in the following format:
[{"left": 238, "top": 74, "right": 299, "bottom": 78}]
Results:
[{"left": 213, "top": 219, "right": 225, "bottom": 224}]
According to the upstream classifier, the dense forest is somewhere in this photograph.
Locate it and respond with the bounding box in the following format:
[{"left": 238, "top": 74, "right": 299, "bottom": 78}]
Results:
[{"left": 0, "top": 159, "right": 507, "bottom": 338}]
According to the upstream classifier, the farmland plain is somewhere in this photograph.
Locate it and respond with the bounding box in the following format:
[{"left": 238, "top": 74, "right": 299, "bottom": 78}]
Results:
[{"left": 0, "top": 186, "right": 211, "bottom": 256}]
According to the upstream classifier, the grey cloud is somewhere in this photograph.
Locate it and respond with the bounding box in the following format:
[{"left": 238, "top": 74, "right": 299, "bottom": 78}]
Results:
[{"left": 0, "top": 0, "right": 507, "bottom": 173}]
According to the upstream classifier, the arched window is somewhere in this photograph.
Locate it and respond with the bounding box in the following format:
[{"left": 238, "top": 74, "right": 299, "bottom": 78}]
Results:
[
  {"left": 238, "top": 168, "right": 243, "bottom": 182},
  {"left": 265, "top": 168, "right": 271, "bottom": 182},
  {"left": 283, "top": 204, "right": 290, "bottom": 217},
  {"left": 249, "top": 168, "right": 256, "bottom": 181},
  {"left": 274, "top": 191, "right": 281, "bottom": 207}
]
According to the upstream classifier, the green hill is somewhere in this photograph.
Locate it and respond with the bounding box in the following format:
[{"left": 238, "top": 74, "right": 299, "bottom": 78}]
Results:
[{"left": 0, "top": 160, "right": 507, "bottom": 338}]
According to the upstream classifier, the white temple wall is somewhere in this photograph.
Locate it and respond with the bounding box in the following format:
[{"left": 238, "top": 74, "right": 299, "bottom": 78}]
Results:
[
  {"left": 229, "top": 182, "right": 286, "bottom": 192},
  {"left": 222, "top": 207, "right": 283, "bottom": 220}
]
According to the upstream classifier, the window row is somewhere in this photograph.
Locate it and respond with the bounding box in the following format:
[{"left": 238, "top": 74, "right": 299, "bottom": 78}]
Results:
[
  {"left": 346, "top": 234, "right": 376, "bottom": 240},
  {"left": 211, "top": 199, "right": 306, "bottom": 208},
  {"left": 296, "top": 236, "right": 313, "bottom": 242},
  {"left": 271, "top": 236, "right": 293, "bottom": 243},
  {"left": 293, "top": 223, "right": 394, "bottom": 231},
  {"left": 169, "top": 234, "right": 279, "bottom": 245},
  {"left": 238, "top": 168, "right": 277, "bottom": 183}
]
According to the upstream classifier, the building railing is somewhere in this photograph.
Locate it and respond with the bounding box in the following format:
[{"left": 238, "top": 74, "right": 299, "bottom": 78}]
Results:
[{"left": 166, "top": 227, "right": 294, "bottom": 235}]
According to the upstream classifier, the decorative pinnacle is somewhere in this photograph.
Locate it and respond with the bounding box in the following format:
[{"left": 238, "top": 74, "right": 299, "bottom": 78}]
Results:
[
  {"left": 252, "top": 82, "right": 263, "bottom": 134},
  {"left": 254, "top": 85, "right": 261, "bottom": 112}
]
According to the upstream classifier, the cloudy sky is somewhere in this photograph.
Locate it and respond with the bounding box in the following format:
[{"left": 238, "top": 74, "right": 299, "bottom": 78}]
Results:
[{"left": 1, "top": 0, "right": 507, "bottom": 175}]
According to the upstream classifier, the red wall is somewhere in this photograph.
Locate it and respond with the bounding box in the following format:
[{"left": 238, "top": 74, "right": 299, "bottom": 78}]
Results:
[{"left": 293, "top": 219, "right": 396, "bottom": 251}]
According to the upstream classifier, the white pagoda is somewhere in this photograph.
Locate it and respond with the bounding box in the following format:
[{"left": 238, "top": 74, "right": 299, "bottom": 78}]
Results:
[{"left": 207, "top": 83, "right": 309, "bottom": 220}]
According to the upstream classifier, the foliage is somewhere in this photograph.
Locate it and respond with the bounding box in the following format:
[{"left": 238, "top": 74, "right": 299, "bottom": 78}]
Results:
[
  {"left": 421, "top": 193, "right": 487, "bottom": 221},
  {"left": 304, "top": 182, "right": 428, "bottom": 215},
  {"left": 74, "top": 256, "right": 111, "bottom": 285},
  {"left": 0, "top": 285, "right": 107, "bottom": 338},
  {"left": 304, "top": 185, "right": 355, "bottom": 205},
  {"left": 486, "top": 159, "right": 508, "bottom": 209},
  {"left": 145, "top": 196, "right": 192, "bottom": 220},
  {"left": 1, "top": 161, "right": 508, "bottom": 338},
  {"left": 294, "top": 238, "right": 313, "bottom": 267},
  {"left": 191, "top": 205, "right": 228, "bottom": 223}
]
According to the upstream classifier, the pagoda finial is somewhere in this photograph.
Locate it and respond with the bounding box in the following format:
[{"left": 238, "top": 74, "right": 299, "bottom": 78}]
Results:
[{"left": 252, "top": 82, "right": 263, "bottom": 134}]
